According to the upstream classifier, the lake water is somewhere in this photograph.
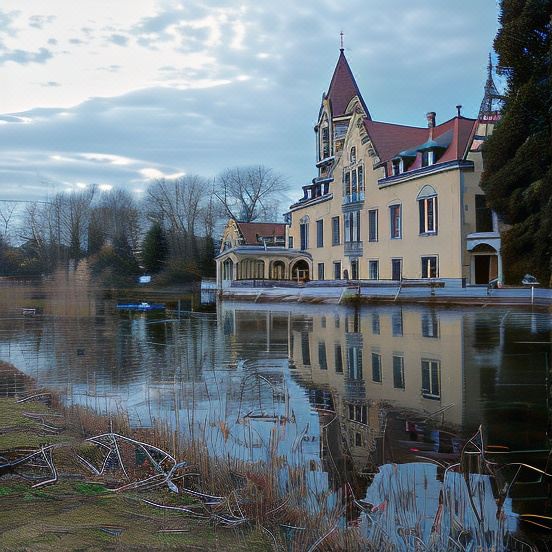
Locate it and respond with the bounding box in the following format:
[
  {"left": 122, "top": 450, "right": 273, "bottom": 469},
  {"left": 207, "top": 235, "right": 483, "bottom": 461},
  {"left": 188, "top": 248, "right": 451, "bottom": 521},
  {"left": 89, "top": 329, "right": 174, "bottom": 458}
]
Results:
[{"left": 0, "top": 269, "right": 551, "bottom": 550}]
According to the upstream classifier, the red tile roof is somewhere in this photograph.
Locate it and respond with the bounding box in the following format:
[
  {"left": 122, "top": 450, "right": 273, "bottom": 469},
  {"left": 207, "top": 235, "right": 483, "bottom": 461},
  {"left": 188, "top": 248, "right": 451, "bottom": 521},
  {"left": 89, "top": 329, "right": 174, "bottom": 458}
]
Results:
[
  {"left": 327, "top": 50, "right": 371, "bottom": 119},
  {"left": 363, "top": 116, "right": 478, "bottom": 168},
  {"left": 236, "top": 222, "right": 286, "bottom": 245}
]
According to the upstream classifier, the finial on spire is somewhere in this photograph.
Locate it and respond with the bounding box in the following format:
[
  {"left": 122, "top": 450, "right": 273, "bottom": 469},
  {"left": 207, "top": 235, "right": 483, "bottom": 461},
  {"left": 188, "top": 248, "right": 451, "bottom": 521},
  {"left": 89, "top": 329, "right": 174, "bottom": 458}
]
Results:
[{"left": 340, "top": 31, "right": 344, "bottom": 51}]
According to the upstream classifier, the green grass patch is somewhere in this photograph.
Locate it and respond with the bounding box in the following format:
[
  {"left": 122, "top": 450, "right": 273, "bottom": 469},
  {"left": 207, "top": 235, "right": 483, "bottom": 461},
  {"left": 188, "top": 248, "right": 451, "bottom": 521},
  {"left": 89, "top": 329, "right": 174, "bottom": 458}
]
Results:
[{"left": 74, "top": 482, "right": 109, "bottom": 496}]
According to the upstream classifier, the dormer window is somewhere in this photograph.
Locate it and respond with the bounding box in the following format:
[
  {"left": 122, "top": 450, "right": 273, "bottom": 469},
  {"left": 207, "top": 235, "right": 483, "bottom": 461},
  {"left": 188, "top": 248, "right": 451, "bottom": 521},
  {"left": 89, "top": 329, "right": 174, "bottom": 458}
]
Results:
[
  {"left": 421, "top": 150, "right": 435, "bottom": 167},
  {"left": 392, "top": 158, "right": 403, "bottom": 176}
]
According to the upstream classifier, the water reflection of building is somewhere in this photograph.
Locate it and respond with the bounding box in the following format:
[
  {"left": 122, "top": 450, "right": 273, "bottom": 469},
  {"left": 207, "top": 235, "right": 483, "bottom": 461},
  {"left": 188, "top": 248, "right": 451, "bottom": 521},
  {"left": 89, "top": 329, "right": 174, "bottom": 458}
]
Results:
[
  {"left": 287, "top": 305, "right": 464, "bottom": 474},
  {"left": 220, "top": 302, "right": 550, "bottom": 479}
]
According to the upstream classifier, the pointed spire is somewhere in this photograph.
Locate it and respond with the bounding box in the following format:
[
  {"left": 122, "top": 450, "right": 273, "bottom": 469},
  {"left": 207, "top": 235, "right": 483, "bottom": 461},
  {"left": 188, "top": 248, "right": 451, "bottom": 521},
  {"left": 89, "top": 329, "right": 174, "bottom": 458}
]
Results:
[
  {"left": 478, "top": 52, "right": 503, "bottom": 121},
  {"left": 326, "top": 49, "right": 371, "bottom": 119}
]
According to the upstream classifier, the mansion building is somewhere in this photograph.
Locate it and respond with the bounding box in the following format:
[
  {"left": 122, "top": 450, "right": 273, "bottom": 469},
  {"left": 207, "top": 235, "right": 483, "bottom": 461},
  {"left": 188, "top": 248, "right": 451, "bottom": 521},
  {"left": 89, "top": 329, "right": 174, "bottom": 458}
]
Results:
[{"left": 216, "top": 50, "right": 502, "bottom": 288}]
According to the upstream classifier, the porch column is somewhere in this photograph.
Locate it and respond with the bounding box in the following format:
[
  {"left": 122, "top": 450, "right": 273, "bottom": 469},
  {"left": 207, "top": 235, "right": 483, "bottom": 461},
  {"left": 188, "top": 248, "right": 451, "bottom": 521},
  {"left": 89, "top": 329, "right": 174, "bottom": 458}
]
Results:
[{"left": 497, "top": 249, "right": 503, "bottom": 284}]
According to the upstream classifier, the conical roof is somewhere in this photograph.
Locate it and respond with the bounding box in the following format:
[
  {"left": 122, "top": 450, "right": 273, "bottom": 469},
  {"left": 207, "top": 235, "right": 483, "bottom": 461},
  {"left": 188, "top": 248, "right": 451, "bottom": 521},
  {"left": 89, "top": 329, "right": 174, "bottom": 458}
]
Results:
[{"left": 326, "top": 50, "right": 371, "bottom": 119}]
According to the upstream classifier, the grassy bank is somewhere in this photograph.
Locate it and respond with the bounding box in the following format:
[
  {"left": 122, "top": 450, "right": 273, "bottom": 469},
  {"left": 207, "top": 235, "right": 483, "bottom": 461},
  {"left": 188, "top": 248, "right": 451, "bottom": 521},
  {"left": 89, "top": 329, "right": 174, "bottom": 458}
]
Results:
[{"left": 0, "top": 361, "right": 365, "bottom": 552}]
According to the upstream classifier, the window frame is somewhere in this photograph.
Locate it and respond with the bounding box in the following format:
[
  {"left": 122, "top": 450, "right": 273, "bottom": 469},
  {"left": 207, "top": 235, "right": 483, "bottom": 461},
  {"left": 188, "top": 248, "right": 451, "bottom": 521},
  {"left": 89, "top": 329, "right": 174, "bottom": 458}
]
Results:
[
  {"left": 368, "top": 259, "right": 379, "bottom": 280},
  {"left": 392, "top": 355, "right": 405, "bottom": 389},
  {"left": 371, "top": 352, "right": 382, "bottom": 383},
  {"left": 333, "top": 261, "right": 341, "bottom": 280},
  {"left": 389, "top": 204, "right": 402, "bottom": 239},
  {"left": 419, "top": 195, "right": 438, "bottom": 235},
  {"left": 317, "top": 262, "right": 325, "bottom": 280},
  {"left": 368, "top": 209, "right": 378, "bottom": 242},
  {"left": 316, "top": 219, "right": 324, "bottom": 248},
  {"left": 421, "top": 255, "right": 438, "bottom": 278},
  {"left": 421, "top": 359, "right": 441, "bottom": 400},
  {"left": 331, "top": 216, "right": 340, "bottom": 246}
]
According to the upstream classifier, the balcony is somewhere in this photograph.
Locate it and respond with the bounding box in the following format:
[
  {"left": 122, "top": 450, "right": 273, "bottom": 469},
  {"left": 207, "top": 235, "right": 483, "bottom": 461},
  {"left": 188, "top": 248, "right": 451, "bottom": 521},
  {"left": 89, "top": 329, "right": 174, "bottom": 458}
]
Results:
[
  {"left": 342, "top": 191, "right": 365, "bottom": 206},
  {"left": 344, "top": 241, "right": 363, "bottom": 257}
]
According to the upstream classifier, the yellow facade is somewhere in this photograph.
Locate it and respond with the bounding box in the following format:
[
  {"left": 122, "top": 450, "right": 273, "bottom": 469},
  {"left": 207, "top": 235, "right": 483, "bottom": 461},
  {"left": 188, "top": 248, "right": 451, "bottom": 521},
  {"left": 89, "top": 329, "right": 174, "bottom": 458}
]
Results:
[{"left": 287, "top": 51, "right": 502, "bottom": 285}]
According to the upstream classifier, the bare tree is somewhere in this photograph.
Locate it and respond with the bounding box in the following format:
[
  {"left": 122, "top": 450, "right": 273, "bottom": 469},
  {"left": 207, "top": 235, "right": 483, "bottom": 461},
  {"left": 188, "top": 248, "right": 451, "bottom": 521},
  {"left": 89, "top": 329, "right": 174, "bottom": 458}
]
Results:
[
  {"left": 213, "top": 165, "right": 287, "bottom": 222},
  {"left": 0, "top": 201, "right": 19, "bottom": 243},
  {"left": 147, "top": 175, "right": 210, "bottom": 255}
]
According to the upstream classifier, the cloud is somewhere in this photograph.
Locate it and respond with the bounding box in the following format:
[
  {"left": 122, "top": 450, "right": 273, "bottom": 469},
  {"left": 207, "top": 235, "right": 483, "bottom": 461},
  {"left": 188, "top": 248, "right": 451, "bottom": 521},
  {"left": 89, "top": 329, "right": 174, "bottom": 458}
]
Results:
[
  {"left": 0, "top": 47, "right": 52, "bottom": 65},
  {"left": 28, "top": 15, "right": 56, "bottom": 30},
  {"left": 0, "top": 10, "right": 20, "bottom": 37},
  {"left": 109, "top": 33, "right": 128, "bottom": 46},
  {"left": 0, "top": 0, "right": 499, "bottom": 203}
]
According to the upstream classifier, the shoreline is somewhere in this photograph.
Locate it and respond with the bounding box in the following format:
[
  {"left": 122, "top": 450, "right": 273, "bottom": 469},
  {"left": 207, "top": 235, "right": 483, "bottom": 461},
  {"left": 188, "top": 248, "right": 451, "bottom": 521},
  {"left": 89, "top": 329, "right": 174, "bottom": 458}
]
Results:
[
  {"left": 219, "top": 283, "right": 552, "bottom": 310},
  {"left": 0, "top": 361, "right": 360, "bottom": 552}
]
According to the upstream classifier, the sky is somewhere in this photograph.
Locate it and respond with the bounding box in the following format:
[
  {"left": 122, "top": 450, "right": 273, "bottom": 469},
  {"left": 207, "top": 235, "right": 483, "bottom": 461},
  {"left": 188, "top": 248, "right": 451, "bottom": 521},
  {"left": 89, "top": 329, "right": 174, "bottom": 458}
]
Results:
[{"left": 0, "top": 0, "right": 500, "bottom": 204}]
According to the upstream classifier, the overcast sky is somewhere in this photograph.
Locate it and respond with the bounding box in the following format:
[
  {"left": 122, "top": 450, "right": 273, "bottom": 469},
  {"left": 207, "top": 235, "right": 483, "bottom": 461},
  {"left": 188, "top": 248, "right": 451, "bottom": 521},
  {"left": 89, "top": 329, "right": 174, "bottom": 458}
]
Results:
[{"left": 0, "top": 0, "right": 499, "bottom": 203}]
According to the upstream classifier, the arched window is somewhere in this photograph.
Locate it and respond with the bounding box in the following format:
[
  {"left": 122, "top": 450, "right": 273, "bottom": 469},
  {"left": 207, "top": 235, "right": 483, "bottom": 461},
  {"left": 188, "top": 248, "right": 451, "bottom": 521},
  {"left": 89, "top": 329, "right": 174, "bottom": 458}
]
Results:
[
  {"left": 271, "top": 260, "right": 286, "bottom": 280},
  {"left": 222, "top": 259, "right": 234, "bottom": 280},
  {"left": 417, "top": 186, "right": 438, "bottom": 235}
]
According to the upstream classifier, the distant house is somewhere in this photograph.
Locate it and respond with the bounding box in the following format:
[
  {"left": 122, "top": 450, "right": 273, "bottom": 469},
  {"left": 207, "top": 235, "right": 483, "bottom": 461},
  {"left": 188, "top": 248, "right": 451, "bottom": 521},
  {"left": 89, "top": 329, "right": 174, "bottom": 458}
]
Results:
[{"left": 215, "top": 219, "right": 311, "bottom": 288}]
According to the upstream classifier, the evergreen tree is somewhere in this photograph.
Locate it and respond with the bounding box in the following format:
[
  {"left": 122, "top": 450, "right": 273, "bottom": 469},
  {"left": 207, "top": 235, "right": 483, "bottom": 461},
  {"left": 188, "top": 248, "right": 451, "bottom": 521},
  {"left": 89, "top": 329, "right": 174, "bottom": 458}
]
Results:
[
  {"left": 142, "top": 222, "right": 168, "bottom": 274},
  {"left": 481, "top": 1, "right": 552, "bottom": 284}
]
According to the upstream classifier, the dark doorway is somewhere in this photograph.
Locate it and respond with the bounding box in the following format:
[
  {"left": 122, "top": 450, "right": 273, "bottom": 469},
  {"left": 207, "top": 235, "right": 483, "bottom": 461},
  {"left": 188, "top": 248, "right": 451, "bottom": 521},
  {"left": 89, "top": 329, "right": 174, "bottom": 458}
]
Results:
[{"left": 474, "top": 255, "right": 498, "bottom": 284}]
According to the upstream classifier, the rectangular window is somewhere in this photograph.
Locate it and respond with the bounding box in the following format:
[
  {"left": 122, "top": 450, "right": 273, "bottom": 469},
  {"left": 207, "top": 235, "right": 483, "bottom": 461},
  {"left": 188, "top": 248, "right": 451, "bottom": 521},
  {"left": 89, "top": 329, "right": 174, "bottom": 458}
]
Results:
[
  {"left": 300, "top": 223, "right": 308, "bottom": 250},
  {"left": 372, "top": 313, "right": 380, "bottom": 335},
  {"left": 344, "top": 212, "right": 351, "bottom": 243},
  {"left": 351, "top": 259, "right": 359, "bottom": 280},
  {"left": 346, "top": 211, "right": 361, "bottom": 243},
  {"left": 334, "top": 261, "right": 341, "bottom": 280},
  {"left": 318, "top": 342, "right": 327, "bottom": 370},
  {"left": 372, "top": 352, "right": 382, "bottom": 383},
  {"left": 347, "top": 404, "right": 367, "bottom": 424},
  {"left": 369, "top": 260, "right": 379, "bottom": 280},
  {"left": 316, "top": 219, "right": 324, "bottom": 247},
  {"left": 344, "top": 172, "right": 351, "bottom": 196},
  {"left": 347, "top": 347, "right": 363, "bottom": 380},
  {"left": 358, "top": 166, "right": 364, "bottom": 192},
  {"left": 392, "top": 310, "right": 403, "bottom": 336},
  {"left": 421, "top": 312, "right": 439, "bottom": 338},
  {"left": 368, "top": 209, "right": 378, "bottom": 242},
  {"left": 317, "top": 263, "right": 325, "bottom": 280},
  {"left": 392, "top": 356, "right": 405, "bottom": 389},
  {"left": 390, "top": 204, "right": 402, "bottom": 239},
  {"left": 421, "top": 256, "right": 438, "bottom": 278},
  {"left": 392, "top": 159, "right": 401, "bottom": 176},
  {"left": 335, "top": 344, "right": 343, "bottom": 373},
  {"left": 391, "top": 258, "right": 402, "bottom": 281},
  {"left": 331, "top": 216, "right": 340, "bottom": 245},
  {"left": 475, "top": 194, "right": 494, "bottom": 232},
  {"left": 421, "top": 359, "right": 440, "bottom": 399},
  {"left": 301, "top": 331, "right": 310, "bottom": 365},
  {"left": 288, "top": 236, "right": 293, "bottom": 249},
  {"left": 351, "top": 169, "right": 358, "bottom": 194},
  {"left": 419, "top": 196, "right": 438, "bottom": 234}
]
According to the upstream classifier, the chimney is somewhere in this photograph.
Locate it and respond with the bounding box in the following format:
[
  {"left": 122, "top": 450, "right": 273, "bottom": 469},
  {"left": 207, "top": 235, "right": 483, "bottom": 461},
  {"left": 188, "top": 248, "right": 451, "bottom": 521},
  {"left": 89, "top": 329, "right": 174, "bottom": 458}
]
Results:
[
  {"left": 456, "top": 105, "right": 462, "bottom": 117},
  {"left": 426, "top": 112, "right": 436, "bottom": 128}
]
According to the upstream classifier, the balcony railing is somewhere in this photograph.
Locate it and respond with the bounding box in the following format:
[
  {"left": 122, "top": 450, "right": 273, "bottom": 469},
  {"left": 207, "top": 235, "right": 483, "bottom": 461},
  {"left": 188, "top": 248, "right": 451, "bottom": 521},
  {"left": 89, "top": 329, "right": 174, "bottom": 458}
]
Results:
[
  {"left": 344, "top": 241, "right": 363, "bottom": 256},
  {"left": 342, "top": 192, "right": 365, "bottom": 205}
]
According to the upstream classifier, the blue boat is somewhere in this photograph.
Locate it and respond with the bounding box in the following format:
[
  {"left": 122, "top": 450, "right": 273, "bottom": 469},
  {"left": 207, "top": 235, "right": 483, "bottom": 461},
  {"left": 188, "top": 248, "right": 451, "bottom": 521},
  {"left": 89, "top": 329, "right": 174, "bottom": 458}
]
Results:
[{"left": 116, "top": 302, "right": 165, "bottom": 311}]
